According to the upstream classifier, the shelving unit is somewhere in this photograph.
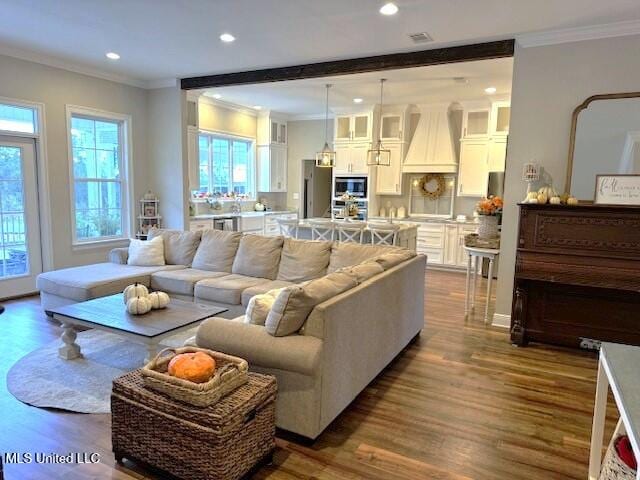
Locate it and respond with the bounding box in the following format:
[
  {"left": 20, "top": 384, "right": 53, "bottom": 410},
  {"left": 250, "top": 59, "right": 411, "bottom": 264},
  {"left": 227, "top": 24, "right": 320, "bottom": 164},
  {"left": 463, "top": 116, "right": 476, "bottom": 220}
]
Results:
[{"left": 136, "top": 196, "right": 161, "bottom": 239}]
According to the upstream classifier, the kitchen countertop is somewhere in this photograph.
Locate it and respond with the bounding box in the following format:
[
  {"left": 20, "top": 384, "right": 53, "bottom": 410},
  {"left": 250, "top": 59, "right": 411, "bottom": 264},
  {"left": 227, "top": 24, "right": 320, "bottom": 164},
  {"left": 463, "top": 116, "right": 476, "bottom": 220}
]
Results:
[
  {"left": 368, "top": 216, "right": 478, "bottom": 225},
  {"left": 190, "top": 209, "right": 297, "bottom": 220}
]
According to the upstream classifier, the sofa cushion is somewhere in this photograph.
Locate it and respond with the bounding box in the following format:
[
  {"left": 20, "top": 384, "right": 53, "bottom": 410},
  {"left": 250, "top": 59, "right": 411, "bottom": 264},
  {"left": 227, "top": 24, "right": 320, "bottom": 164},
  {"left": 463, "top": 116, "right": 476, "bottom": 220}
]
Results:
[
  {"left": 128, "top": 237, "right": 165, "bottom": 266},
  {"left": 194, "top": 274, "right": 271, "bottom": 305},
  {"left": 265, "top": 271, "right": 358, "bottom": 337},
  {"left": 327, "top": 242, "right": 398, "bottom": 273},
  {"left": 338, "top": 261, "right": 384, "bottom": 284},
  {"left": 148, "top": 229, "right": 201, "bottom": 266},
  {"left": 196, "top": 317, "right": 323, "bottom": 376},
  {"left": 232, "top": 235, "right": 284, "bottom": 280},
  {"left": 277, "top": 238, "right": 332, "bottom": 283},
  {"left": 191, "top": 230, "right": 243, "bottom": 273},
  {"left": 245, "top": 288, "right": 285, "bottom": 326},
  {"left": 151, "top": 269, "right": 230, "bottom": 296},
  {"left": 241, "top": 280, "right": 294, "bottom": 307},
  {"left": 372, "top": 250, "right": 417, "bottom": 270},
  {"left": 36, "top": 263, "right": 185, "bottom": 302}
]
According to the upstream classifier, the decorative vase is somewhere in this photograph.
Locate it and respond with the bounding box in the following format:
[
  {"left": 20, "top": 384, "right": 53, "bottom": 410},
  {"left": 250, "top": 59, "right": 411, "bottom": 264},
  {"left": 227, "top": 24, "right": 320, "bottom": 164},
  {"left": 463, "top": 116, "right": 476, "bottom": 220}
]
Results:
[{"left": 477, "top": 215, "right": 498, "bottom": 239}]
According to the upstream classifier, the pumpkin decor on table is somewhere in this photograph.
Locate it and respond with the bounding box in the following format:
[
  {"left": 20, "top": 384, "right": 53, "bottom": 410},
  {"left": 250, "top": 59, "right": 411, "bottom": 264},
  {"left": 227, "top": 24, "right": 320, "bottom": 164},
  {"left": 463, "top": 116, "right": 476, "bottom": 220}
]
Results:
[
  {"left": 123, "top": 282, "right": 149, "bottom": 304},
  {"left": 126, "top": 296, "right": 152, "bottom": 315},
  {"left": 148, "top": 291, "right": 170, "bottom": 309},
  {"left": 168, "top": 351, "right": 217, "bottom": 384}
]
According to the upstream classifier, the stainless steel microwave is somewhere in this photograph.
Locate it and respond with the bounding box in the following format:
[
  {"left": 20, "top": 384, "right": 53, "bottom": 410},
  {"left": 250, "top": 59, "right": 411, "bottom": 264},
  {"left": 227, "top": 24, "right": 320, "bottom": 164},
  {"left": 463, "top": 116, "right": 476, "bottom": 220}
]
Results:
[{"left": 333, "top": 176, "right": 368, "bottom": 199}]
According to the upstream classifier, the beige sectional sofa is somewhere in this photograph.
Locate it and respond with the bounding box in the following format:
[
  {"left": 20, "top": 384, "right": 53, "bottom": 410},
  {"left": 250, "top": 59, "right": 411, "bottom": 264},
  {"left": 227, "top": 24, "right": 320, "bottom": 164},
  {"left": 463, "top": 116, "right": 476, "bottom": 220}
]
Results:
[{"left": 36, "top": 229, "right": 426, "bottom": 439}]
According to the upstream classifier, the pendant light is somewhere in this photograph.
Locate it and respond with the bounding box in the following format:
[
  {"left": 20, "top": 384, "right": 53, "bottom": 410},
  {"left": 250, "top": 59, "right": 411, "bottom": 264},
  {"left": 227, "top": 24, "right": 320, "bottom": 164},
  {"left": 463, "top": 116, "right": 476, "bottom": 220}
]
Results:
[
  {"left": 367, "top": 78, "right": 391, "bottom": 166},
  {"left": 316, "top": 84, "right": 336, "bottom": 168}
]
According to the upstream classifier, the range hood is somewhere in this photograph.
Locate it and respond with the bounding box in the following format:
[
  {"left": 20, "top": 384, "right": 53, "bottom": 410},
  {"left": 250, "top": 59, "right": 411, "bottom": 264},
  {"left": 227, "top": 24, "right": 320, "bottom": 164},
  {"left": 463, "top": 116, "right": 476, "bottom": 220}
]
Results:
[{"left": 403, "top": 103, "right": 457, "bottom": 173}]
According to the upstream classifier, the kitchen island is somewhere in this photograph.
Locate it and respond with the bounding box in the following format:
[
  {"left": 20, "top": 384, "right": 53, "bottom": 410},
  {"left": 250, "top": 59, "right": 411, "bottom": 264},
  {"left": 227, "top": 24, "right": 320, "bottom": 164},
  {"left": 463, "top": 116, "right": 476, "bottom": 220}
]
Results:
[{"left": 297, "top": 220, "right": 417, "bottom": 251}]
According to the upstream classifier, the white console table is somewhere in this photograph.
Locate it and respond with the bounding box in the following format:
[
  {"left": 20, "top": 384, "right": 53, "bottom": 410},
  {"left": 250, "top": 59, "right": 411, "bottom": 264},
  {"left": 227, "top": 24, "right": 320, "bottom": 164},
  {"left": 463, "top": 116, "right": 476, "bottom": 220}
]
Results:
[{"left": 589, "top": 342, "right": 640, "bottom": 480}]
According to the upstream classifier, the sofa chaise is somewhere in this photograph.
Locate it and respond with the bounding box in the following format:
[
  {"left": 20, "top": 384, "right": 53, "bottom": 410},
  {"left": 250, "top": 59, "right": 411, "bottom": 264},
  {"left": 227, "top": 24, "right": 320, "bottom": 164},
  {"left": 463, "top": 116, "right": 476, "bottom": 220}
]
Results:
[{"left": 37, "top": 229, "right": 426, "bottom": 439}]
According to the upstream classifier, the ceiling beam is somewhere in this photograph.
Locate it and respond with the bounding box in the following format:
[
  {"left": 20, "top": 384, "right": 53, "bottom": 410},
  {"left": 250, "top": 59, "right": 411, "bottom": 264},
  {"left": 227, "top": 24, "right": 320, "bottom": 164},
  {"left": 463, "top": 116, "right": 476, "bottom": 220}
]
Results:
[{"left": 180, "top": 39, "right": 515, "bottom": 90}]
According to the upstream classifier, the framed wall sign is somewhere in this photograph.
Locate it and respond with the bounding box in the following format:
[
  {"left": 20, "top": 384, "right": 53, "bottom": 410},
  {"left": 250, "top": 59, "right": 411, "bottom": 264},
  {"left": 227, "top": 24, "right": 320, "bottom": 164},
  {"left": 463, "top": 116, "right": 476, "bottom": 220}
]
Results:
[{"left": 594, "top": 174, "right": 640, "bottom": 205}]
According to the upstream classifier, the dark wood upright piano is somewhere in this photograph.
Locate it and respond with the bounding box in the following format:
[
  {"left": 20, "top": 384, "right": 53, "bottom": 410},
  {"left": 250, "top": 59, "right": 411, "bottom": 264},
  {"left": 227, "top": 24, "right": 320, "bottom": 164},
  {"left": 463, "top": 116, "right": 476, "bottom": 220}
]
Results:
[{"left": 510, "top": 203, "right": 640, "bottom": 348}]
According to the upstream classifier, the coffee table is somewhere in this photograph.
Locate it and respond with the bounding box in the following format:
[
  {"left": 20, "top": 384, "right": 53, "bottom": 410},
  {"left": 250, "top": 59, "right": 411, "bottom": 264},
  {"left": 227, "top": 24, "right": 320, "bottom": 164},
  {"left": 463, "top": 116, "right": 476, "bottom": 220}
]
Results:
[{"left": 48, "top": 294, "right": 227, "bottom": 363}]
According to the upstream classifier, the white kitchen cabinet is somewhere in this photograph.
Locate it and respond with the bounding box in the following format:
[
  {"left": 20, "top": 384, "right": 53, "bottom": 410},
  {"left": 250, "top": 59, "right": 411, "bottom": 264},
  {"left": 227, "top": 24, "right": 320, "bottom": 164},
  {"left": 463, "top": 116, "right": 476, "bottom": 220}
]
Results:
[
  {"left": 334, "top": 142, "right": 369, "bottom": 175},
  {"left": 257, "top": 113, "right": 287, "bottom": 146},
  {"left": 410, "top": 221, "right": 479, "bottom": 269},
  {"left": 186, "top": 126, "right": 199, "bottom": 191},
  {"left": 462, "top": 108, "right": 490, "bottom": 138},
  {"left": 189, "top": 219, "right": 214, "bottom": 232},
  {"left": 457, "top": 140, "right": 489, "bottom": 197},
  {"left": 380, "top": 114, "right": 403, "bottom": 141},
  {"left": 456, "top": 224, "right": 477, "bottom": 266},
  {"left": 264, "top": 212, "right": 299, "bottom": 236},
  {"left": 375, "top": 143, "right": 403, "bottom": 195},
  {"left": 334, "top": 112, "right": 372, "bottom": 143},
  {"left": 238, "top": 214, "right": 264, "bottom": 234},
  {"left": 443, "top": 224, "right": 459, "bottom": 266},
  {"left": 257, "top": 144, "right": 287, "bottom": 192},
  {"left": 487, "top": 137, "right": 507, "bottom": 172},
  {"left": 490, "top": 101, "right": 510, "bottom": 136}
]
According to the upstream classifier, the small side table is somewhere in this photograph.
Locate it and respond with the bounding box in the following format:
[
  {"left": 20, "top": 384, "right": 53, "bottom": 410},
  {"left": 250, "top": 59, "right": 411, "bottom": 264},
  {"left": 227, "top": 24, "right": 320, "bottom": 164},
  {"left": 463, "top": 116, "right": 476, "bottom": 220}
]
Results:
[
  {"left": 463, "top": 246, "right": 500, "bottom": 324},
  {"left": 588, "top": 342, "right": 640, "bottom": 480}
]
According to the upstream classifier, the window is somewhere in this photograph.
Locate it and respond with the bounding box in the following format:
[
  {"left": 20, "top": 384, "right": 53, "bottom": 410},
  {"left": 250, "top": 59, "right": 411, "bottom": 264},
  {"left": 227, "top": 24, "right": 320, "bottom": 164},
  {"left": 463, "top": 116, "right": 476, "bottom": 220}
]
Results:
[
  {"left": 68, "top": 107, "right": 130, "bottom": 243},
  {"left": 198, "top": 134, "right": 254, "bottom": 198},
  {"left": 0, "top": 103, "right": 37, "bottom": 134}
]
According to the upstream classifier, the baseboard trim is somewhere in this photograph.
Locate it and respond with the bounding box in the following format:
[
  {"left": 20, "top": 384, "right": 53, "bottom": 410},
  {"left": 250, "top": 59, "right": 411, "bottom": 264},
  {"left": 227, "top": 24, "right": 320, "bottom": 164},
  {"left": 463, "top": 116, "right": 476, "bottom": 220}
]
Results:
[{"left": 492, "top": 313, "right": 511, "bottom": 329}]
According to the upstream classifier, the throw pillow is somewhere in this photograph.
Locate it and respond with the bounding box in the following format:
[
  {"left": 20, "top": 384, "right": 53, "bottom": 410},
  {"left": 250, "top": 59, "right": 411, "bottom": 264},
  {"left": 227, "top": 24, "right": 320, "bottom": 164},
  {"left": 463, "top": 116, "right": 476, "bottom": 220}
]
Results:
[
  {"left": 127, "top": 236, "right": 165, "bottom": 266},
  {"left": 265, "top": 271, "right": 358, "bottom": 337},
  {"left": 372, "top": 250, "right": 416, "bottom": 270},
  {"left": 232, "top": 235, "right": 284, "bottom": 280},
  {"left": 148, "top": 229, "right": 201, "bottom": 266},
  {"left": 245, "top": 288, "right": 284, "bottom": 326},
  {"left": 327, "top": 242, "right": 397, "bottom": 273},
  {"left": 277, "top": 238, "right": 332, "bottom": 282},
  {"left": 338, "top": 260, "right": 384, "bottom": 284},
  {"left": 192, "top": 229, "right": 243, "bottom": 272}
]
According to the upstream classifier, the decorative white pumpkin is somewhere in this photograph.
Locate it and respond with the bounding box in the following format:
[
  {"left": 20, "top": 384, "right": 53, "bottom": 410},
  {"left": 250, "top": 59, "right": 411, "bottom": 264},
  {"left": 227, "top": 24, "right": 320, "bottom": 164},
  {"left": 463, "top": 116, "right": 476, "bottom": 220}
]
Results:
[
  {"left": 123, "top": 282, "right": 149, "bottom": 304},
  {"left": 538, "top": 185, "right": 558, "bottom": 199},
  {"left": 567, "top": 196, "right": 579, "bottom": 205},
  {"left": 148, "top": 291, "right": 170, "bottom": 310},
  {"left": 549, "top": 196, "right": 562, "bottom": 205},
  {"left": 126, "top": 296, "right": 152, "bottom": 315}
]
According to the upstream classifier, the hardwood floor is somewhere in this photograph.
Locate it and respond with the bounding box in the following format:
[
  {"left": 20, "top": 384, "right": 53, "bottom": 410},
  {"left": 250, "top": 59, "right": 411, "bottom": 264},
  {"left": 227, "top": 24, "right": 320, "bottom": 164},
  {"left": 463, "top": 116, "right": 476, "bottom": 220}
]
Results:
[{"left": 0, "top": 270, "right": 617, "bottom": 479}]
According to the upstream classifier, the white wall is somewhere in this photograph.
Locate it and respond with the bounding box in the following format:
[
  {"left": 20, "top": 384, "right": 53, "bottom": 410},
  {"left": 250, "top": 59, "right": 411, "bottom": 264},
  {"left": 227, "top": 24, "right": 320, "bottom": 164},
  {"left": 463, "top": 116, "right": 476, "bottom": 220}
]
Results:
[
  {"left": 147, "top": 87, "right": 188, "bottom": 230},
  {"left": 0, "top": 54, "right": 150, "bottom": 269},
  {"left": 495, "top": 34, "right": 640, "bottom": 319},
  {"left": 287, "top": 119, "right": 333, "bottom": 210}
]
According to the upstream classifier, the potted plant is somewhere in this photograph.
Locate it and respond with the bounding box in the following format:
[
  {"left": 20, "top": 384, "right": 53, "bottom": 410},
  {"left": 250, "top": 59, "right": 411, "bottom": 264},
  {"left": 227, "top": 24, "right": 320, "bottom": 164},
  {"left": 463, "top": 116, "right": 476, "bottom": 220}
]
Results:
[{"left": 475, "top": 196, "right": 503, "bottom": 239}]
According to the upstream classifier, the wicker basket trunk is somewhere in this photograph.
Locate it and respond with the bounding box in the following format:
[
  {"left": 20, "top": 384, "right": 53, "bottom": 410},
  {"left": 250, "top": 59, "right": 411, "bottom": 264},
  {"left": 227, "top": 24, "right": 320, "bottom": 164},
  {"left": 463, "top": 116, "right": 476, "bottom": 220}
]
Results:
[{"left": 112, "top": 370, "right": 276, "bottom": 480}]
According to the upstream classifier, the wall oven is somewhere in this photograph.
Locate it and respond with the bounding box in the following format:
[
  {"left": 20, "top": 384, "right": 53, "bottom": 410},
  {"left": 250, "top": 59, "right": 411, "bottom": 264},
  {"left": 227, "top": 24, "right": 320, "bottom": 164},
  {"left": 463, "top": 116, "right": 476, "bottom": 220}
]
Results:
[{"left": 333, "top": 176, "right": 368, "bottom": 199}]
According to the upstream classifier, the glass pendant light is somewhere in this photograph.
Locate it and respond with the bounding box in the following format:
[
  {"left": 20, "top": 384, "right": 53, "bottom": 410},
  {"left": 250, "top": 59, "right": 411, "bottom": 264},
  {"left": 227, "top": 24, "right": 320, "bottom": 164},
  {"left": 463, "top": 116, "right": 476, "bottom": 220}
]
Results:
[
  {"left": 367, "top": 78, "right": 391, "bottom": 166},
  {"left": 316, "top": 84, "right": 336, "bottom": 168}
]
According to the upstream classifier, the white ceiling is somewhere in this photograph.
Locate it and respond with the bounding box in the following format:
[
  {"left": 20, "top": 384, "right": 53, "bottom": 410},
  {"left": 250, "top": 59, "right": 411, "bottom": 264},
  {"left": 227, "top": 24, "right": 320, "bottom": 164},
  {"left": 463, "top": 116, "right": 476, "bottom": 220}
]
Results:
[
  {"left": 199, "top": 58, "right": 514, "bottom": 117},
  {"left": 0, "top": 1, "right": 639, "bottom": 87}
]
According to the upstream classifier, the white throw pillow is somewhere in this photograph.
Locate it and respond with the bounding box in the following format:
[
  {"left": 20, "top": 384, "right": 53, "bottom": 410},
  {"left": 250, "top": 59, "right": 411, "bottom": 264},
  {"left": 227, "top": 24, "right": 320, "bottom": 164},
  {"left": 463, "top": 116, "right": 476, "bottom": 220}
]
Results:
[
  {"left": 245, "top": 288, "right": 284, "bottom": 326},
  {"left": 127, "top": 236, "right": 165, "bottom": 266}
]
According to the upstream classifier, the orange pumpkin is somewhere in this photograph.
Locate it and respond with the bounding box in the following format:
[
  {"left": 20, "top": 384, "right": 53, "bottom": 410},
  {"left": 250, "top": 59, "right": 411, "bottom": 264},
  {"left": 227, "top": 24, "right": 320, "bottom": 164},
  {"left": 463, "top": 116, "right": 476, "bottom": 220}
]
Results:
[{"left": 167, "top": 352, "right": 216, "bottom": 383}]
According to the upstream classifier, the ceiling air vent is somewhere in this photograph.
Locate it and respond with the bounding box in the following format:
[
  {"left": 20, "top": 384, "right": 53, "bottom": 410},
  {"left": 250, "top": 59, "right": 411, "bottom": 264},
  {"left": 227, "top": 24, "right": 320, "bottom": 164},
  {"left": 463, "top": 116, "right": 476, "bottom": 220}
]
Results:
[{"left": 408, "top": 32, "right": 433, "bottom": 44}]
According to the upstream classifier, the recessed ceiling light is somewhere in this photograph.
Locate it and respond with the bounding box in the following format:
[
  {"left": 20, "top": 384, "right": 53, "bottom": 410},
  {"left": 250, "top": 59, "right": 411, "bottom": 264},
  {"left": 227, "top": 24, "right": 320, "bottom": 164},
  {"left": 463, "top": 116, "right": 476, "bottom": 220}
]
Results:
[
  {"left": 219, "top": 33, "right": 236, "bottom": 43},
  {"left": 379, "top": 3, "right": 399, "bottom": 15},
  {"left": 212, "top": 93, "right": 222, "bottom": 99},
  {"left": 485, "top": 87, "right": 497, "bottom": 94},
  {"left": 105, "top": 52, "right": 120, "bottom": 60},
  {"left": 353, "top": 98, "right": 363, "bottom": 104},
  {"left": 253, "top": 105, "right": 262, "bottom": 110}
]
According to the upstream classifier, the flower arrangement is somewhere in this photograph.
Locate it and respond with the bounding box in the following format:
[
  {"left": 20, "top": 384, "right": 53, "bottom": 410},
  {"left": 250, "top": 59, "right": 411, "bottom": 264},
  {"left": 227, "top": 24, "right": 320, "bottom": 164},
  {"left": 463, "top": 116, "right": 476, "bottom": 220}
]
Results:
[{"left": 475, "top": 196, "right": 503, "bottom": 216}]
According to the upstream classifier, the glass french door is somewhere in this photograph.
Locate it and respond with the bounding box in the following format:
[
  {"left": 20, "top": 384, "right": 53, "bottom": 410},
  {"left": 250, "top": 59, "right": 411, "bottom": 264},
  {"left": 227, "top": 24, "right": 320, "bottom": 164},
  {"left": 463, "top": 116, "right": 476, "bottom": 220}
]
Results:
[{"left": 0, "top": 136, "right": 42, "bottom": 298}]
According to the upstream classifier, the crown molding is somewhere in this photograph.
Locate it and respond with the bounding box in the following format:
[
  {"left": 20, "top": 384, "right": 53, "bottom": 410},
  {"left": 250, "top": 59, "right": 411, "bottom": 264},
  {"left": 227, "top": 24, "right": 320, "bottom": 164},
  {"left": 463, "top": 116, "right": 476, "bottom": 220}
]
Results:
[
  {"left": 146, "top": 78, "right": 179, "bottom": 89},
  {"left": 0, "top": 44, "right": 151, "bottom": 89},
  {"left": 516, "top": 19, "right": 640, "bottom": 48},
  {"left": 288, "top": 113, "right": 332, "bottom": 121},
  {"left": 197, "top": 95, "right": 258, "bottom": 117}
]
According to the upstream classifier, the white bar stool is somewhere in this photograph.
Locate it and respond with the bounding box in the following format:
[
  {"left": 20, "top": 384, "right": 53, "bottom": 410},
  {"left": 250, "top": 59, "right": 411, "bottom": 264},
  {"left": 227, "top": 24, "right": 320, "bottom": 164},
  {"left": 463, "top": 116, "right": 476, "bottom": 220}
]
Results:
[
  {"left": 368, "top": 222, "right": 400, "bottom": 246},
  {"left": 277, "top": 218, "right": 299, "bottom": 239},
  {"left": 334, "top": 220, "right": 367, "bottom": 244},
  {"left": 308, "top": 219, "right": 335, "bottom": 241},
  {"left": 463, "top": 245, "right": 500, "bottom": 324}
]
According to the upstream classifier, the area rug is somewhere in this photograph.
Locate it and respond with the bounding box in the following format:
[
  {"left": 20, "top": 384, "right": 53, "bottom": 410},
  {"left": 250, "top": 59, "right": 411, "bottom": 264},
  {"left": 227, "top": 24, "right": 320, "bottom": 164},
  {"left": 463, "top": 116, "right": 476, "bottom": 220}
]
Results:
[{"left": 6, "top": 328, "right": 197, "bottom": 414}]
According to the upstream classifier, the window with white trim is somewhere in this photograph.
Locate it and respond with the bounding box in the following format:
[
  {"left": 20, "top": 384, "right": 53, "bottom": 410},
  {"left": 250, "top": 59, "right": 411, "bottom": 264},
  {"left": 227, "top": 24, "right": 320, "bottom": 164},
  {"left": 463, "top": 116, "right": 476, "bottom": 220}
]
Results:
[
  {"left": 198, "top": 134, "right": 255, "bottom": 198},
  {"left": 68, "top": 108, "right": 129, "bottom": 243}
]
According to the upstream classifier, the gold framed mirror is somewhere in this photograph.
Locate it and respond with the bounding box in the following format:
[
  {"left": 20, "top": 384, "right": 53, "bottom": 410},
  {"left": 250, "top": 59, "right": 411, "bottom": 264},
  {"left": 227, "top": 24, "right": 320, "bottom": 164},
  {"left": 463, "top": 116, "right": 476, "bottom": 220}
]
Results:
[{"left": 566, "top": 92, "right": 640, "bottom": 200}]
